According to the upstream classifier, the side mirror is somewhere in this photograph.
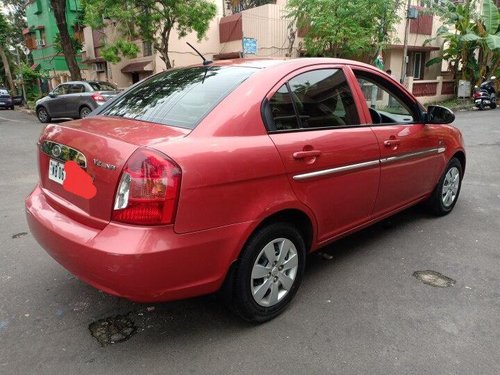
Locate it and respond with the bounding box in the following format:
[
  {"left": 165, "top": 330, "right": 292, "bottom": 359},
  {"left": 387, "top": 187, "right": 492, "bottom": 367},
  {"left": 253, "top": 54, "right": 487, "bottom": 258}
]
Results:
[
  {"left": 48, "top": 92, "right": 56, "bottom": 98},
  {"left": 425, "top": 105, "right": 455, "bottom": 124}
]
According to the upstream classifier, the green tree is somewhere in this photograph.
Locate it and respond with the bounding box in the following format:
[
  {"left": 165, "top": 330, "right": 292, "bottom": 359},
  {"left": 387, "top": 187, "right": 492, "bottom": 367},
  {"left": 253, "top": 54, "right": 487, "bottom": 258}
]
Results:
[
  {"left": 229, "top": 1, "right": 274, "bottom": 13},
  {"left": 425, "top": 0, "right": 500, "bottom": 83},
  {"left": 286, "top": 0, "right": 403, "bottom": 61},
  {"left": 50, "top": 0, "right": 82, "bottom": 80},
  {"left": 82, "top": 0, "right": 217, "bottom": 69},
  {"left": 0, "top": 13, "right": 15, "bottom": 92}
]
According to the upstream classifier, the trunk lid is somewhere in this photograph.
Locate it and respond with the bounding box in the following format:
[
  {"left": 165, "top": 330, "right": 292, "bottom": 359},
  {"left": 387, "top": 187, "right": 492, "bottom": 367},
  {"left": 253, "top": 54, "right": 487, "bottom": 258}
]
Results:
[
  {"left": 38, "top": 116, "right": 189, "bottom": 226},
  {"left": 97, "top": 91, "right": 120, "bottom": 101}
]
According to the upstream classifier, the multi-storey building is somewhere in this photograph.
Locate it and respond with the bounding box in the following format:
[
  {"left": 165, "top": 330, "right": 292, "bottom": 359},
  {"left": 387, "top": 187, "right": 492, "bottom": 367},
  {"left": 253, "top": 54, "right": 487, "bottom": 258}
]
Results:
[{"left": 24, "top": 0, "right": 85, "bottom": 89}]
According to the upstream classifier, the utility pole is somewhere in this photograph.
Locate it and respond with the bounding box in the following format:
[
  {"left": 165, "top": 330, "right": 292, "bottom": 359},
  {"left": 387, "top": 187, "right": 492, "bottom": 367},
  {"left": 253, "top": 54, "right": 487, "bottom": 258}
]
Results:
[{"left": 400, "top": 0, "right": 412, "bottom": 84}]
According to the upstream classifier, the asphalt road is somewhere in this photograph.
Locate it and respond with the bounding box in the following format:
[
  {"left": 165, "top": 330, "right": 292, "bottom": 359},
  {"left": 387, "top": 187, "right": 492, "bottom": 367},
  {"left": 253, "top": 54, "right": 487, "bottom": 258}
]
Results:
[{"left": 0, "top": 108, "right": 499, "bottom": 375}]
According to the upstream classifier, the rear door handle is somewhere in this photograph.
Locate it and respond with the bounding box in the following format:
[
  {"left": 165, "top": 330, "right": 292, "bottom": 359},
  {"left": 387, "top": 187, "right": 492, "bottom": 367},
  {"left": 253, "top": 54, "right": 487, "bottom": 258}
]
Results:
[
  {"left": 384, "top": 139, "right": 401, "bottom": 147},
  {"left": 293, "top": 150, "right": 322, "bottom": 159}
]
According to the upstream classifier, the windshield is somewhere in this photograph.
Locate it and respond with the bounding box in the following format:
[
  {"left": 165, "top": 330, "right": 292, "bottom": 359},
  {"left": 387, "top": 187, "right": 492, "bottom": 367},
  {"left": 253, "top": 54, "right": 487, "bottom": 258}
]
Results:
[
  {"left": 100, "top": 66, "right": 257, "bottom": 129},
  {"left": 89, "top": 82, "right": 118, "bottom": 91}
]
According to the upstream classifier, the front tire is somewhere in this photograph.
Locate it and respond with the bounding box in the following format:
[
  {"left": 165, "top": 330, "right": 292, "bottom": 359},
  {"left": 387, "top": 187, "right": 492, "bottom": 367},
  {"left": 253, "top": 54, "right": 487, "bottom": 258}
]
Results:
[
  {"left": 36, "top": 107, "right": 51, "bottom": 123},
  {"left": 427, "top": 157, "right": 463, "bottom": 216},
  {"left": 229, "top": 223, "right": 306, "bottom": 323}
]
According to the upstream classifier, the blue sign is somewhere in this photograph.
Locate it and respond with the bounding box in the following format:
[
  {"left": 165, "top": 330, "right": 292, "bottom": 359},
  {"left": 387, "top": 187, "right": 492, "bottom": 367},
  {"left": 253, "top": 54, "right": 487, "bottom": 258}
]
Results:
[{"left": 243, "top": 38, "right": 257, "bottom": 55}]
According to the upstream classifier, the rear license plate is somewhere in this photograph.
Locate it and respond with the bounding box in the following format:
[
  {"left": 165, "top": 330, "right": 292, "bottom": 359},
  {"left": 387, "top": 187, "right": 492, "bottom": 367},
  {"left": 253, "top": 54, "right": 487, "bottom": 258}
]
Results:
[{"left": 48, "top": 159, "right": 66, "bottom": 185}]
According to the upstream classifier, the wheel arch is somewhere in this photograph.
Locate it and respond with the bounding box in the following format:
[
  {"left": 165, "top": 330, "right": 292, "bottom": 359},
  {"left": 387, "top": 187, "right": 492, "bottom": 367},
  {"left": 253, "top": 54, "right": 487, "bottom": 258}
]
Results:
[
  {"left": 79, "top": 104, "right": 92, "bottom": 113},
  {"left": 452, "top": 151, "right": 466, "bottom": 174}
]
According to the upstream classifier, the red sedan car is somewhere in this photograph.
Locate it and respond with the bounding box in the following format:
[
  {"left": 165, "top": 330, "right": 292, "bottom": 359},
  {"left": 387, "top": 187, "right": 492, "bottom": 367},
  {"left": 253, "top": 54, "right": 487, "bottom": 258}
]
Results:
[{"left": 26, "top": 58, "right": 465, "bottom": 322}]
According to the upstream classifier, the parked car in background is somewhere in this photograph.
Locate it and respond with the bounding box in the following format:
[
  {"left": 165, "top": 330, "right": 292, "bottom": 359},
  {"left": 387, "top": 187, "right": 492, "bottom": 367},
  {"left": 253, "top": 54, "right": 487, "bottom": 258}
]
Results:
[
  {"left": 35, "top": 81, "right": 120, "bottom": 123},
  {"left": 0, "top": 93, "right": 14, "bottom": 110},
  {"left": 12, "top": 96, "right": 24, "bottom": 106},
  {"left": 26, "top": 58, "right": 465, "bottom": 323}
]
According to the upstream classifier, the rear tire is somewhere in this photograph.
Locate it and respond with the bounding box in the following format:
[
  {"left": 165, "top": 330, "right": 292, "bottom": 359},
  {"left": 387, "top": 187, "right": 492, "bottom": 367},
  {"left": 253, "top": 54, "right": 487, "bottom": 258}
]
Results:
[
  {"left": 10, "top": 106, "right": 14, "bottom": 110},
  {"left": 427, "top": 157, "right": 463, "bottom": 216},
  {"left": 79, "top": 106, "right": 92, "bottom": 118},
  {"left": 36, "top": 107, "right": 51, "bottom": 123},
  {"left": 228, "top": 222, "right": 306, "bottom": 323}
]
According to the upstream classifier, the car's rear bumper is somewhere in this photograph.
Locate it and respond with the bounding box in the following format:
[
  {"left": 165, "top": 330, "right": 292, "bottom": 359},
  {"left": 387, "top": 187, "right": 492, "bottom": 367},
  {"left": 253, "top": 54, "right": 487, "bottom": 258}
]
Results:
[{"left": 25, "top": 184, "right": 250, "bottom": 302}]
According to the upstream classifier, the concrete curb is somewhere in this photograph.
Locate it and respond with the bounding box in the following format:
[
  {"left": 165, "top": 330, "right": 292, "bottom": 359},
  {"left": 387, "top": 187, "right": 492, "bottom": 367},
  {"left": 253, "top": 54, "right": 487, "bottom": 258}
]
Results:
[{"left": 16, "top": 106, "right": 36, "bottom": 115}]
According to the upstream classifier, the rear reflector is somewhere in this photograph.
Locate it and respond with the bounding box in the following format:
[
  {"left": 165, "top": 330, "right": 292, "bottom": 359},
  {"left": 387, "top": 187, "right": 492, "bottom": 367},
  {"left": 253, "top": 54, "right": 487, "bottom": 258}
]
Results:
[{"left": 113, "top": 148, "right": 181, "bottom": 225}]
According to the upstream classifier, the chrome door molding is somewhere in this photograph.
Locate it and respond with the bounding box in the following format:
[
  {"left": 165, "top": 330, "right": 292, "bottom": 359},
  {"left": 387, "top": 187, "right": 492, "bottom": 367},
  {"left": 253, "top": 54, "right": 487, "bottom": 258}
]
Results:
[
  {"left": 292, "top": 147, "right": 446, "bottom": 181},
  {"left": 379, "top": 147, "right": 445, "bottom": 165},
  {"left": 293, "top": 159, "right": 380, "bottom": 181}
]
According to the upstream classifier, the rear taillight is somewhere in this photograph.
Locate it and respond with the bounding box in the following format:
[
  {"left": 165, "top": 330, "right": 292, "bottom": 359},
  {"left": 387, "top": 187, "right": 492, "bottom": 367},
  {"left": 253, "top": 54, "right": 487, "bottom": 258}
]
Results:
[
  {"left": 112, "top": 148, "right": 181, "bottom": 225},
  {"left": 92, "top": 93, "right": 106, "bottom": 103}
]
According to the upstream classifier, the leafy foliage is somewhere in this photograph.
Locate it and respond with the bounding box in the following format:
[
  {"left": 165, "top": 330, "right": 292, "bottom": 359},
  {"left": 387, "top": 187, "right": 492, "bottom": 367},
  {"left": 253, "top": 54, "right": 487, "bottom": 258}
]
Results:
[
  {"left": 228, "top": 1, "right": 275, "bottom": 13},
  {"left": 16, "top": 63, "right": 49, "bottom": 101},
  {"left": 82, "top": 0, "right": 217, "bottom": 69},
  {"left": 286, "top": 0, "right": 403, "bottom": 61},
  {"left": 425, "top": 0, "right": 500, "bottom": 83},
  {"left": 53, "top": 34, "right": 83, "bottom": 56}
]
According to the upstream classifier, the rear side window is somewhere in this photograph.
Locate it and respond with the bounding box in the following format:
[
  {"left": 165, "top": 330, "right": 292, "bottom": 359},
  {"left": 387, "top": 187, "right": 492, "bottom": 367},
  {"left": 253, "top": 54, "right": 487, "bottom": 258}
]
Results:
[
  {"left": 89, "top": 82, "right": 117, "bottom": 91},
  {"left": 266, "top": 68, "right": 360, "bottom": 131},
  {"left": 101, "top": 66, "right": 257, "bottom": 129}
]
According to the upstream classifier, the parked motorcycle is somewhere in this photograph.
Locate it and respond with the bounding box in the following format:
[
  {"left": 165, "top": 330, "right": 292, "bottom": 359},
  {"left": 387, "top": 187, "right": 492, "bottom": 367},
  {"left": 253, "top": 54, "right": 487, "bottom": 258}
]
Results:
[{"left": 473, "top": 76, "right": 497, "bottom": 110}]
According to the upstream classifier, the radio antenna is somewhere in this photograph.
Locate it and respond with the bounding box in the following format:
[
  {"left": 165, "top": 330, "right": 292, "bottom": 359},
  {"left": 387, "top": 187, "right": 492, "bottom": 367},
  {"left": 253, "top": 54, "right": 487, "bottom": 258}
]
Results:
[{"left": 186, "top": 42, "right": 213, "bottom": 66}]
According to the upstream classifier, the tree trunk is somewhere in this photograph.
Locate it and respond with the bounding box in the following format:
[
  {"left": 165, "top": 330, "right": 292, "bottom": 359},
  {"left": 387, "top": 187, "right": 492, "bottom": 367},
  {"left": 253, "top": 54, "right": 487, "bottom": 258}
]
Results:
[
  {"left": 0, "top": 48, "right": 15, "bottom": 92},
  {"left": 50, "top": 0, "right": 81, "bottom": 80}
]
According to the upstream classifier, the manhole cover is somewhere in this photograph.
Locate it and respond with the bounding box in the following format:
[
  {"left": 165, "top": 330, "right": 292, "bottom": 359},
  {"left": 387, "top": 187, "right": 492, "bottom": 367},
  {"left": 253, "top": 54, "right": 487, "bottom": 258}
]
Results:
[
  {"left": 413, "top": 270, "right": 455, "bottom": 288},
  {"left": 89, "top": 314, "right": 136, "bottom": 346}
]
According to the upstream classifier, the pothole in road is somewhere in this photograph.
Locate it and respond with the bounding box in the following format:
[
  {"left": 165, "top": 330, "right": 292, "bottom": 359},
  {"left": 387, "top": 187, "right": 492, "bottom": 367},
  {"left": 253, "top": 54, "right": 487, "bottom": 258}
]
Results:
[
  {"left": 413, "top": 270, "right": 455, "bottom": 288},
  {"left": 89, "top": 314, "right": 137, "bottom": 346}
]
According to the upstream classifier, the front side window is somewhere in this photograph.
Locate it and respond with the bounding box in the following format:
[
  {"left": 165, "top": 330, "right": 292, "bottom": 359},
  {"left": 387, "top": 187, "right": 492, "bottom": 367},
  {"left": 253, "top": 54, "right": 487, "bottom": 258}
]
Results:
[
  {"left": 354, "top": 71, "right": 416, "bottom": 124},
  {"left": 101, "top": 66, "right": 256, "bottom": 129},
  {"left": 266, "top": 69, "right": 360, "bottom": 131}
]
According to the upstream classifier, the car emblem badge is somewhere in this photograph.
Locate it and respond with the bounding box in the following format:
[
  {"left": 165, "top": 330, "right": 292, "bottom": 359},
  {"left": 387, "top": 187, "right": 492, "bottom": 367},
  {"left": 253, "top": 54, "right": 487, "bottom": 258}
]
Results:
[
  {"left": 93, "top": 159, "right": 117, "bottom": 171},
  {"left": 51, "top": 145, "right": 62, "bottom": 158}
]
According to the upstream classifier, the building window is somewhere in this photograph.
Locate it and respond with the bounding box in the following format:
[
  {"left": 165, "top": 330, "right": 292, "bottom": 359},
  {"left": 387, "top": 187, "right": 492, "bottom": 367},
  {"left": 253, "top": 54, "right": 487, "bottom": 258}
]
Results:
[
  {"left": 73, "top": 24, "right": 84, "bottom": 43},
  {"left": 25, "top": 32, "right": 37, "bottom": 50},
  {"left": 413, "top": 52, "right": 423, "bottom": 80},
  {"left": 143, "top": 41, "right": 153, "bottom": 57}
]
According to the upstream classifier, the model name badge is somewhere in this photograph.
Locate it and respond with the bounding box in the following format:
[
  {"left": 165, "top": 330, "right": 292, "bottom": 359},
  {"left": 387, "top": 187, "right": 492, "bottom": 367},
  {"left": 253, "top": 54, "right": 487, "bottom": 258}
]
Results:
[{"left": 93, "top": 159, "right": 117, "bottom": 170}]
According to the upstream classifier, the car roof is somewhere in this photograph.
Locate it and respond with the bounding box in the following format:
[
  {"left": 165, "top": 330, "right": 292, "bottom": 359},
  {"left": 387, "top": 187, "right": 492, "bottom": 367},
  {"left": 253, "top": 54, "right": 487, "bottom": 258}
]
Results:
[{"left": 209, "top": 57, "right": 379, "bottom": 71}]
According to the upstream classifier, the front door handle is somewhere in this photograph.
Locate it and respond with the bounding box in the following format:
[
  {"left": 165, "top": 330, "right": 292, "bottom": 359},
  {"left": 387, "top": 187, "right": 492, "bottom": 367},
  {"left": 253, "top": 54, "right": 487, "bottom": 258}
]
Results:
[{"left": 293, "top": 150, "right": 322, "bottom": 159}]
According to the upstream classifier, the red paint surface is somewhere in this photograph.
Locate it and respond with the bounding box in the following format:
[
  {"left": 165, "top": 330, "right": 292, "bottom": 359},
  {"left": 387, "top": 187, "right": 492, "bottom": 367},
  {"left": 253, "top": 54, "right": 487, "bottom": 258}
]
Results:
[{"left": 62, "top": 161, "right": 97, "bottom": 199}]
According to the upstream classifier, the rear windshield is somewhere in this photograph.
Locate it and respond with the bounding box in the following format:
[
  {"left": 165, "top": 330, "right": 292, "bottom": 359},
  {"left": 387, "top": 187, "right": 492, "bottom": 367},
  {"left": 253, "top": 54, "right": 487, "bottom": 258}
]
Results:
[
  {"left": 100, "top": 66, "right": 257, "bottom": 129},
  {"left": 89, "top": 82, "right": 118, "bottom": 91}
]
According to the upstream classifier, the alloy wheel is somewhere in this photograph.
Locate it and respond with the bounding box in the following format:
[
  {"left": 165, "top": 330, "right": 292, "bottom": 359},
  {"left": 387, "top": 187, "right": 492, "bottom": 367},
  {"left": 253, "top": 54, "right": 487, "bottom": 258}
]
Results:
[
  {"left": 250, "top": 238, "right": 298, "bottom": 307},
  {"left": 441, "top": 166, "right": 460, "bottom": 208}
]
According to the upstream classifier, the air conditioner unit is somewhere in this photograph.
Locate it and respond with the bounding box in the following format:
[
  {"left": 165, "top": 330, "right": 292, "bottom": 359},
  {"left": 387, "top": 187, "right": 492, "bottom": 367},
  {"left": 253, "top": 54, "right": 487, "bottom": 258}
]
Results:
[{"left": 36, "top": 39, "right": 46, "bottom": 47}]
